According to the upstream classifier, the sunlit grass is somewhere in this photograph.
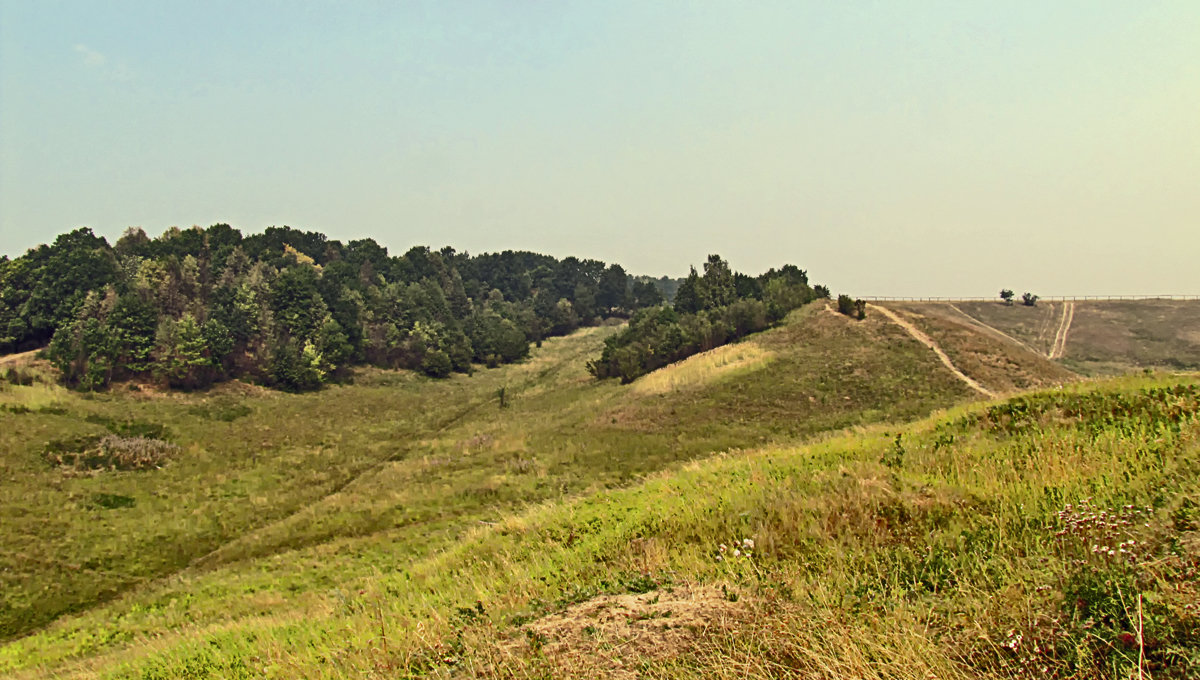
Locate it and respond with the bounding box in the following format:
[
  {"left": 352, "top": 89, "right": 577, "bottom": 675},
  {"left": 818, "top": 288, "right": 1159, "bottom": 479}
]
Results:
[
  {"left": 9, "top": 374, "right": 1192, "bottom": 679},
  {"left": 14, "top": 309, "right": 1191, "bottom": 678},
  {"left": 630, "top": 341, "right": 775, "bottom": 396}
]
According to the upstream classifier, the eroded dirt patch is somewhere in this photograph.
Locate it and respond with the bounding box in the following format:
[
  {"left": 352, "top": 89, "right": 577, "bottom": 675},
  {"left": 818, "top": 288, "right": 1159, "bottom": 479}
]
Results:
[{"left": 507, "top": 584, "right": 750, "bottom": 678}]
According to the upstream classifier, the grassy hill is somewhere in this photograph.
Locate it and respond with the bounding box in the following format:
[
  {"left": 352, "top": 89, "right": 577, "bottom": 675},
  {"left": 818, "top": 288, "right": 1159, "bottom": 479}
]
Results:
[
  {"left": 0, "top": 303, "right": 977, "bottom": 667},
  {"left": 883, "top": 303, "right": 1079, "bottom": 393},
  {"left": 948, "top": 300, "right": 1200, "bottom": 375},
  {"left": 2, "top": 301, "right": 1197, "bottom": 678}
]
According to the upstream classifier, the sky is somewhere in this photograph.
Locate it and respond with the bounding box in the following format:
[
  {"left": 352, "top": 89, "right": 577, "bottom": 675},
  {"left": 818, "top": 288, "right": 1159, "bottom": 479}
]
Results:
[{"left": 1, "top": 1, "right": 1197, "bottom": 296}]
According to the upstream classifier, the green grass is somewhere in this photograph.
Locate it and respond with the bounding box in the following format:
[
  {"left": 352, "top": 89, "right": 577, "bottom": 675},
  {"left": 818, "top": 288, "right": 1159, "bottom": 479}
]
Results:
[
  {"left": 6, "top": 372, "right": 1195, "bottom": 679},
  {"left": 4, "top": 303, "right": 1197, "bottom": 679},
  {"left": 0, "top": 302, "right": 975, "bottom": 667}
]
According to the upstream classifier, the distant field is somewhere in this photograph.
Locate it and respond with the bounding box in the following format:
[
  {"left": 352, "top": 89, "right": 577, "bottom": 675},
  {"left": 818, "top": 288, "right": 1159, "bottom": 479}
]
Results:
[
  {"left": 951, "top": 300, "right": 1062, "bottom": 356},
  {"left": 953, "top": 299, "right": 1200, "bottom": 375},
  {"left": 884, "top": 302, "right": 1077, "bottom": 395}
]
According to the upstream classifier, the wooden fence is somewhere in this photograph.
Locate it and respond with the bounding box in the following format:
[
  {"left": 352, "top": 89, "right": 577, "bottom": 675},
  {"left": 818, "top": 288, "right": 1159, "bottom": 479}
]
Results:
[{"left": 859, "top": 295, "right": 1200, "bottom": 302}]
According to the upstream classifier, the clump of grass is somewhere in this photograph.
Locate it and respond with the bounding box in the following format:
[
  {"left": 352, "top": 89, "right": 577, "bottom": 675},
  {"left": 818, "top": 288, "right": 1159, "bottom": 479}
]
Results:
[
  {"left": 83, "top": 414, "right": 170, "bottom": 439},
  {"left": 3, "top": 367, "right": 37, "bottom": 386},
  {"left": 44, "top": 434, "right": 180, "bottom": 472}
]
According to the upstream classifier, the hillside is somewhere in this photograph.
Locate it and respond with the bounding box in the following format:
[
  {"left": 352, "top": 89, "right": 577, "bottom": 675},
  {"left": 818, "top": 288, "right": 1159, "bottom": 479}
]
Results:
[
  {"left": 947, "top": 300, "right": 1200, "bottom": 375},
  {"left": 3, "top": 298, "right": 1198, "bottom": 678},
  {"left": 2, "top": 356, "right": 1196, "bottom": 677},
  {"left": 1, "top": 302, "right": 977, "bottom": 658}
]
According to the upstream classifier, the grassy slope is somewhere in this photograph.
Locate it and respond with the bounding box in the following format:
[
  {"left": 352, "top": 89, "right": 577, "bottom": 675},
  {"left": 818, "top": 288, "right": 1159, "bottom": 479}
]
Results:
[
  {"left": 1061, "top": 301, "right": 1200, "bottom": 375},
  {"left": 11, "top": 374, "right": 1198, "bottom": 680},
  {"left": 953, "top": 300, "right": 1200, "bottom": 375},
  {"left": 953, "top": 301, "right": 1063, "bottom": 357},
  {"left": 886, "top": 302, "right": 1078, "bottom": 394},
  {"left": 2, "top": 301, "right": 980, "bottom": 676}
]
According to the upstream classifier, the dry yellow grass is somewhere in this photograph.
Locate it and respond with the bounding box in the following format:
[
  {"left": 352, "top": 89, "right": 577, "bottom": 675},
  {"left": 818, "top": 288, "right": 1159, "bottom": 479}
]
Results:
[{"left": 630, "top": 342, "right": 775, "bottom": 396}]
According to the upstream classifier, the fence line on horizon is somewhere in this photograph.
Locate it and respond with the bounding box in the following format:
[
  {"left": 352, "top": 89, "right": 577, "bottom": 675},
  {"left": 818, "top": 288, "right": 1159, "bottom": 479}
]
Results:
[{"left": 859, "top": 295, "right": 1200, "bottom": 302}]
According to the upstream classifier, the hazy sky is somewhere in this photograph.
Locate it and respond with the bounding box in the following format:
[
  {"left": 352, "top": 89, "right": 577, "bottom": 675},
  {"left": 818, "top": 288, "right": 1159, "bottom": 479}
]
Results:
[{"left": 1, "top": 2, "right": 1197, "bottom": 296}]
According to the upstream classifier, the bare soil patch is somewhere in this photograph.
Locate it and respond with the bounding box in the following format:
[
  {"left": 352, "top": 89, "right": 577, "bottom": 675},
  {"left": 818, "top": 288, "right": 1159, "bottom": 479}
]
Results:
[{"left": 506, "top": 584, "right": 750, "bottom": 678}]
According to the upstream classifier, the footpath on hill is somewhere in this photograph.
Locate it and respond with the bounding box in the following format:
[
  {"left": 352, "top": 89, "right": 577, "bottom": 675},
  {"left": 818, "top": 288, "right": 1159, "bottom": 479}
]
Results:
[
  {"left": 869, "top": 304, "right": 996, "bottom": 398},
  {"left": 1049, "top": 301, "right": 1075, "bottom": 359}
]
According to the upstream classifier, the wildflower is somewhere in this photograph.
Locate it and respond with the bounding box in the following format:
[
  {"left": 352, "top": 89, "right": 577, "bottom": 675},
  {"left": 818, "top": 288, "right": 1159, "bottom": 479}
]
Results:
[{"left": 741, "top": 538, "right": 755, "bottom": 551}]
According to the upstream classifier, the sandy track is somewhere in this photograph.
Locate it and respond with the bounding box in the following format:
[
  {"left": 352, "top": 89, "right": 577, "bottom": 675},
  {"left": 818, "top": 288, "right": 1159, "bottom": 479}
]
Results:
[
  {"left": 870, "top": 304, "right": 996, "bottom": 398},
  {"left": 1049, "top": 302, "right": 1075, "bottom": 359}
]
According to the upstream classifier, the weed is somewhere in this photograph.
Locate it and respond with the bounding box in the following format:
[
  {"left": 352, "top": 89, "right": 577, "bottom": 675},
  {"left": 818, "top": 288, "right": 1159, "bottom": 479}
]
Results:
[
  {"left": 90, "top": 493, "right": 136, "bottom": 510},
  {"left": 524, "top": 628, "right": 548, "bottom": 654},
  {"left": 44, "top": 434, "right": 179, "bottom": 472},
  {"left": 881, "top": 433, "right": 905, "bottom": 468}
]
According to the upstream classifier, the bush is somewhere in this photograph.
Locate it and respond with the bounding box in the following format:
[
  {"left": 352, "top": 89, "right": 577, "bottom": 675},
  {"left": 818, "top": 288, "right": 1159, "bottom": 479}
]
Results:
[
  {"left": 1022, "top": 292, "right": 1039, "bottom": 307},
  {"left": 3, "top": 367, "right": 35, "bottom": 386},
  {"left": 421, "top": 348, "right": 453, "bottom": 378},
  {"left": 837, "top": 294, "right": 865, "bottom": 319}
]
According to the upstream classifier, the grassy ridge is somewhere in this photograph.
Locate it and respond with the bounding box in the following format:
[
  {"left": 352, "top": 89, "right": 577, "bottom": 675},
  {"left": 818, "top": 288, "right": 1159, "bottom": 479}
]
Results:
[
  {"left": 7, "top": 373, "right": 1196, "bottom": 679},
  {"left": 1, "top": 301, "right": 975, "bottom": 666},
  {"left": 5, "top": 302, "right": 1195, "bottom": 678},
  {"left": 886, "top": 302, "right": 1078, "bottom": 393}
]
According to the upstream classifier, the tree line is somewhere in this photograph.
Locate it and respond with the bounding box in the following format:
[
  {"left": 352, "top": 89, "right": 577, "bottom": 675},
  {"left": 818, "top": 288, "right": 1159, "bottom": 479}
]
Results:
[
  {"left": 0, "top": 225, "right": 670, "bottom": 390},
  {"left": 587, "top": 255, "right": 827, "bottom": 383}
]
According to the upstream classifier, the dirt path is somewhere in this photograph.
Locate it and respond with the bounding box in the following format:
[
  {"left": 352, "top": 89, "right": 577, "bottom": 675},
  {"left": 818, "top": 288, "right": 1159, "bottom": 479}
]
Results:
[
  {"left": 870, "top": 304, "right": 996, "bottom": 398},
  {"left": 946, "top": 304, "right": 1044, "bottom": 356},
  {"left": 1049, "top": 302, "right": 1075, "bottom": 359}
]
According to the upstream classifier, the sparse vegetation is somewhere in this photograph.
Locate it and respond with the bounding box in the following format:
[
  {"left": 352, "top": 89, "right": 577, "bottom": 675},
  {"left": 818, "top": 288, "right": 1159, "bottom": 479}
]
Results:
[{"left": 44, "top": 434, "right": 180, "bottom": 472}]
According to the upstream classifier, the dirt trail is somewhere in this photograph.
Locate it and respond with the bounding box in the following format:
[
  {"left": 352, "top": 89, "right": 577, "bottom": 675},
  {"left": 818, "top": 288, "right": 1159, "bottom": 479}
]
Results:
[
  {"left": 946, "top": 304, "right": 1043, "bottom": 356},
  {"left": 870, "top": 304, "right": 996, "bottom": 398},
  {"left": 1049, "top": 302, "right": 1075, "bottom": 359}
]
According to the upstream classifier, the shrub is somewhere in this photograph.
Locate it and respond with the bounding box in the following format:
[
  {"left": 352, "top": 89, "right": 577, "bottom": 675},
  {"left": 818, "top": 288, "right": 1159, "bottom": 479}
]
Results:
[
  {"left": 421, "top": 348, "right": 453, "bottom": 378},
  {"left": 837, "top": 295, "right": 864, "bottom": 319}
]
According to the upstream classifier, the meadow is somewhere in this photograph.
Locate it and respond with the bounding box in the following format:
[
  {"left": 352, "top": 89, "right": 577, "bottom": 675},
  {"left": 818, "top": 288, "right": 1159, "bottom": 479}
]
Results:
[
  {"left": 2, "top": 302, "right": 1196, "bottom": 678},
  {"left": 1, "top": 302, "right": 979, "bottom": 674}
]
